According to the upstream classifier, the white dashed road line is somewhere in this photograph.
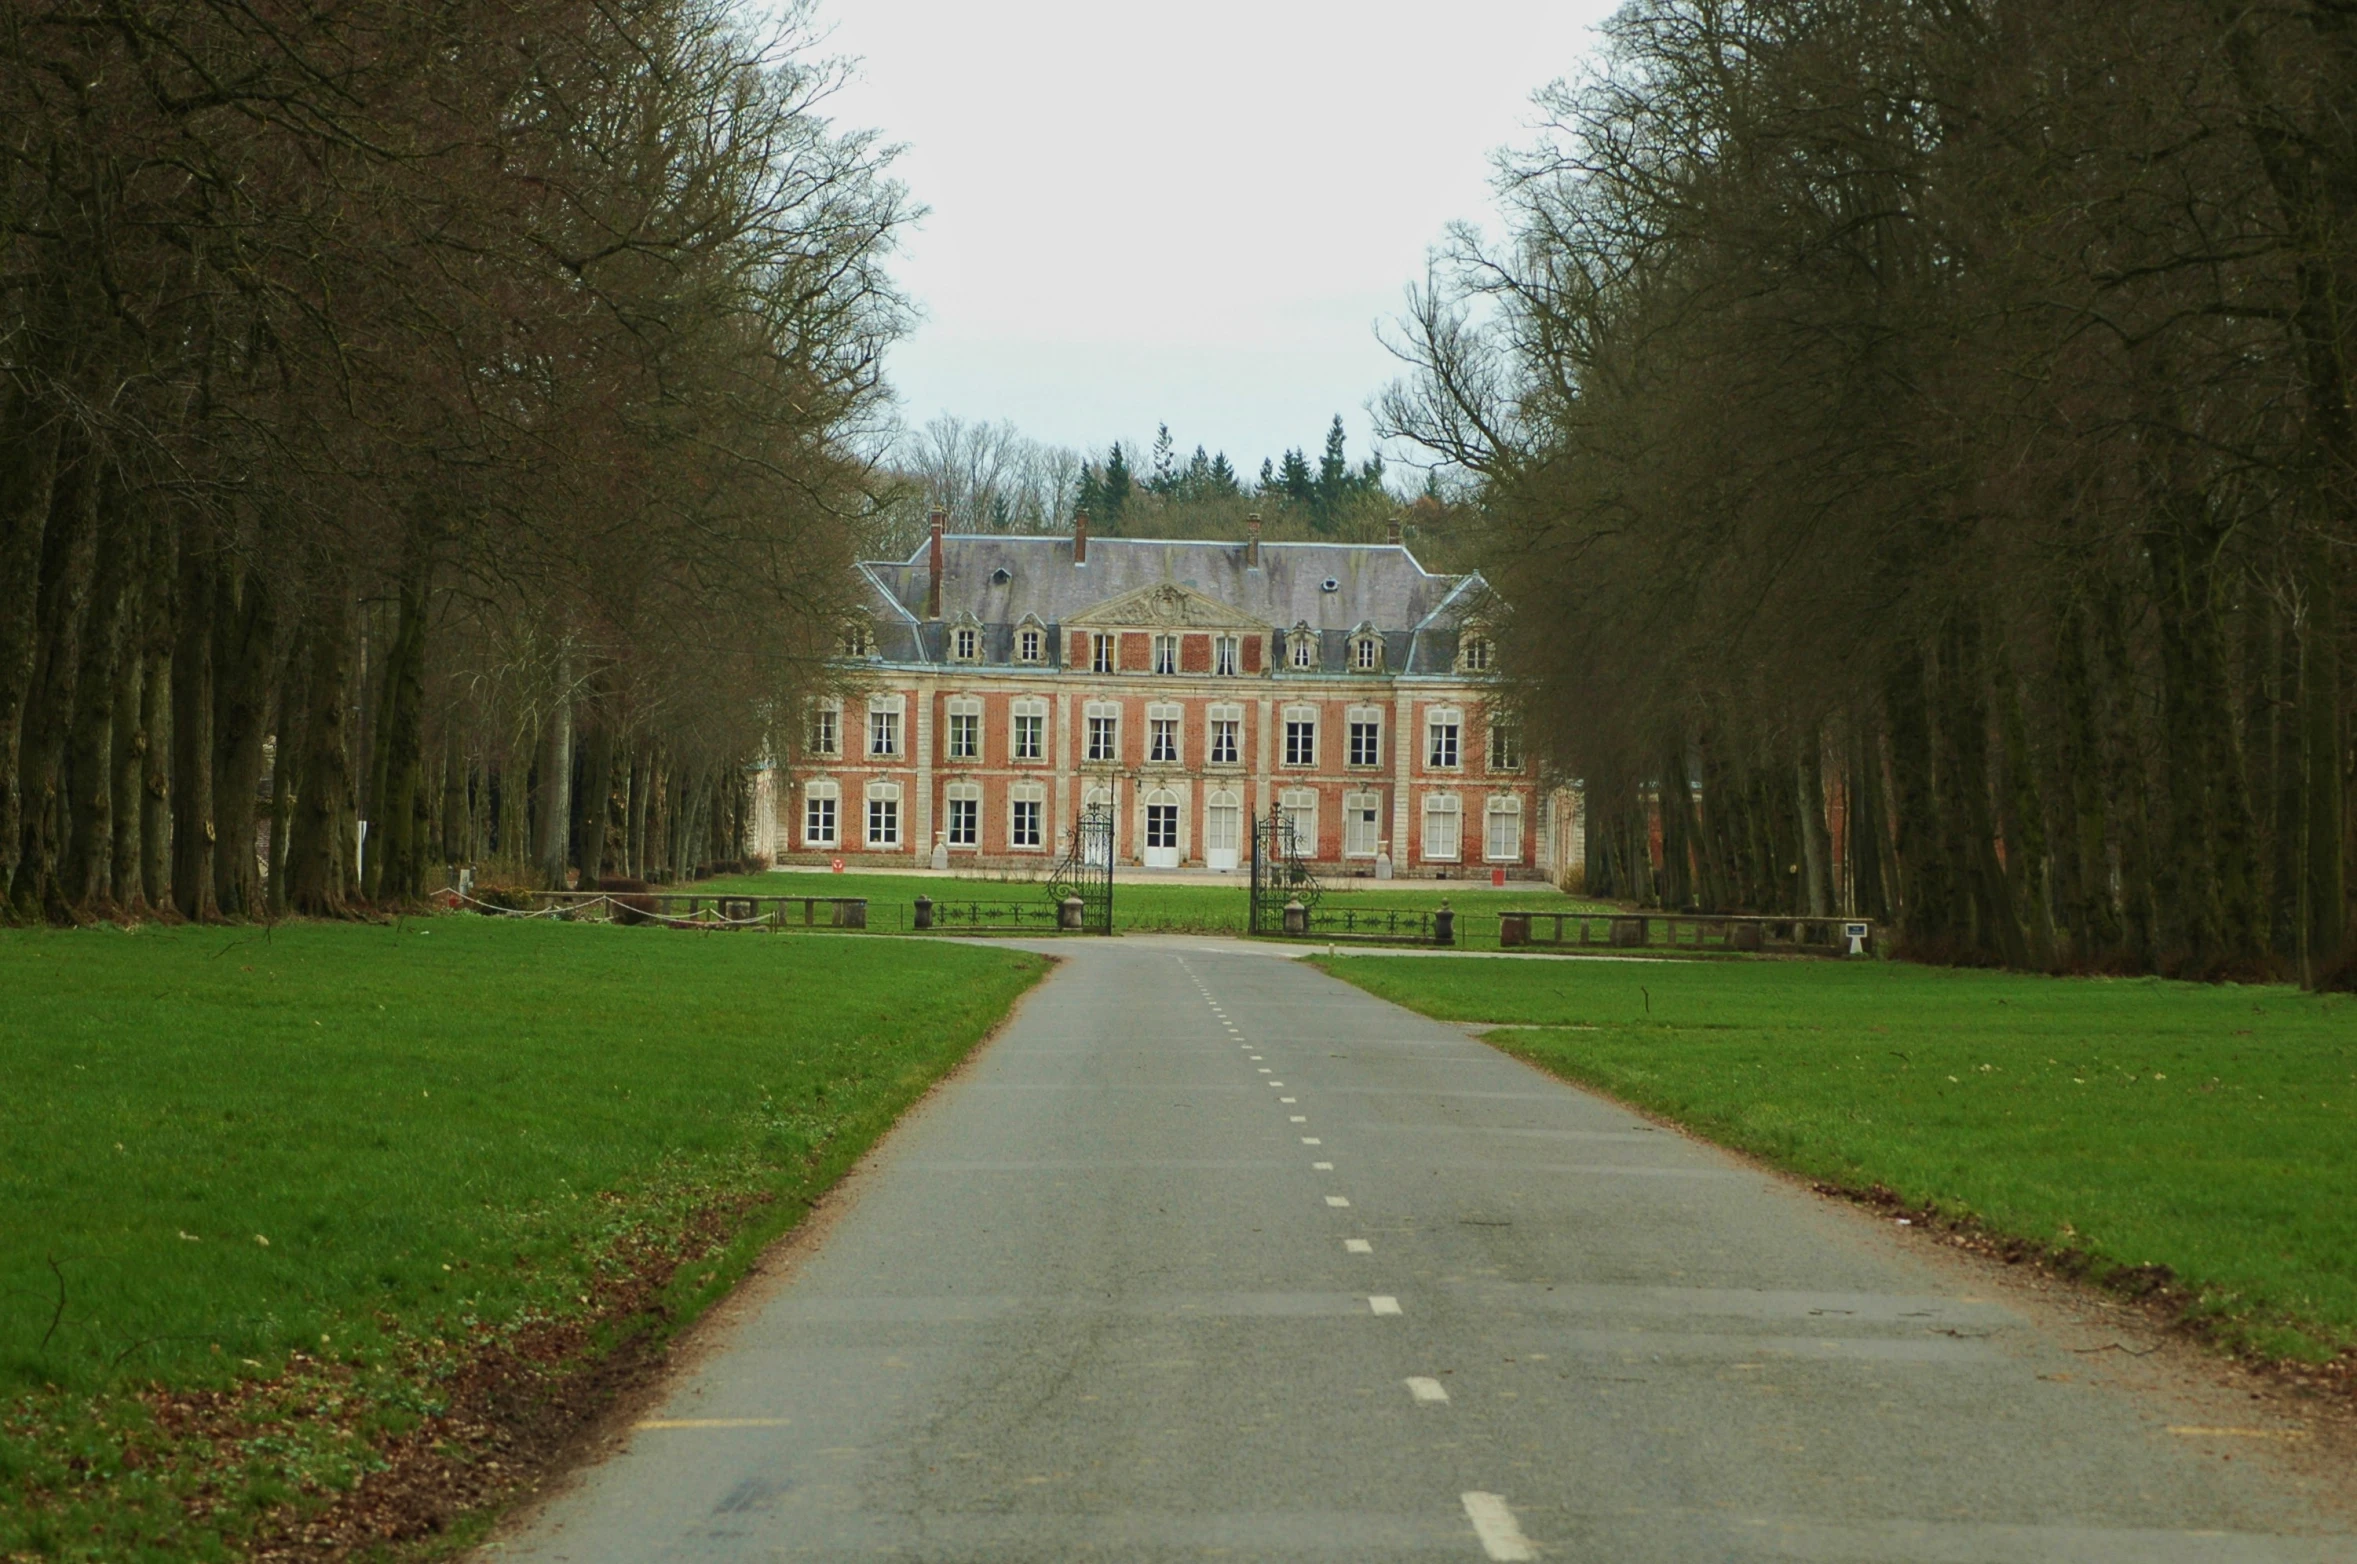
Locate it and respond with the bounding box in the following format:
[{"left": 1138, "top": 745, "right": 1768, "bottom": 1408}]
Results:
[
  {"left": 1326, "top": 1195, "right": 1352, "bottom": 1207},
  {"left": 1345, "top": 1239, "right": 1373, "bottom": 1253},
  {"left": 1301, "top": 1137, "right": 1321, "bottom": 1145},
  {"left": 1369, "top": 1295, "right": 1402, "bottom": 1316},
  {"left": 1461, "top": 1492, "right": 1536, "bottom": 1560},
  {"left": 1312, "top": 1162, "right": 1333, "bottom": 1170},
  {"left": 1406, "top": 1377, "right": 1450, "bottom": 1404}
]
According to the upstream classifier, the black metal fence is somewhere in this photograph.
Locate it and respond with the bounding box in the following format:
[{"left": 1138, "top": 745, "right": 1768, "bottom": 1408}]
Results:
[
  {"left": 1498, "top": 910, "right": 1873, "bottom": 956},
  {"left": 1043, "top": 809, "right": 1116, "bottom": 935}
]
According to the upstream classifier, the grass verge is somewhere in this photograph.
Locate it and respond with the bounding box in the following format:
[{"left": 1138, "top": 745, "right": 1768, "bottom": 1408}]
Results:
[
  {"left": 1312, "top": 954, "right": 2357, "bottom": 1367},
  {"left": 1, "top": 919, "right": 1046, "bottom": 1561}
]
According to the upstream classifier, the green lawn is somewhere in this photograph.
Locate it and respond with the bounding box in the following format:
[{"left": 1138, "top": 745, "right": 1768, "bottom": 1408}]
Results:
[
  {"left": 0, "top": 919, "right": 1045, "bottom": 1561},
  {"left": 1313, "top": 955, "right": 2357, "bottom": 1359},
  {"left": 689, "top": 868, "right": 1602, "bottom": 946}
]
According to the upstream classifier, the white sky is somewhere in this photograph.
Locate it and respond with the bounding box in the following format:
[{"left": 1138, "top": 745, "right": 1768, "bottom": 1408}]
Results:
[{"left": 814, "top": 0, "right": 1620, "bottom": 479}]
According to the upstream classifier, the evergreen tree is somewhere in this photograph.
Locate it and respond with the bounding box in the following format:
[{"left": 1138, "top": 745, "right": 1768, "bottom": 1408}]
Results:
[
  {"left": 1076, "top": 462, "right": 1103, "bottom": 521},
  {"left": 1317, "top": 415, "right": 1349, "bottom": 504},
  {"left": 1149, "top": 423, "right": 1177, "bottom": 493},
  {"left": 1211, "top": 452, "right": 1239, "bottom": 495},
  {"left": 1280, "top": 448, "right": 1316, "bottom": 507},
  {"left": 1258, "top": 456, "right": 1277, "bottom": 495},
  {"left": 1101, "top": 442, "right": 1133, "bottom": 523},
  {"left": 1183, "top": 444, "right": 1212, "bottom": 498}
]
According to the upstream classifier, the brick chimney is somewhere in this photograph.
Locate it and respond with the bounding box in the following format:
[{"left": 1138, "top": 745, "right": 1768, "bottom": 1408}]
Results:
[
  {"left": 1387, "top": 514, "right": 1403, "bottom": 546},
  {"left": 1245, "top": 512, "right": 1262, "bottom": 569},
  {"left": 926, "top": 508, "right": 945, "bottom": 619},
  {"left": 1073, "top": 508, "right": 1089, "bottom": 566}
]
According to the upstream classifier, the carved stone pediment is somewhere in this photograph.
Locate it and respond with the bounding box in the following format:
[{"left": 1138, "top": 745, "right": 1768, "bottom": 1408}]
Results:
[{"left": 1066, "top": 581, "right": 1268, "bottom": 630}]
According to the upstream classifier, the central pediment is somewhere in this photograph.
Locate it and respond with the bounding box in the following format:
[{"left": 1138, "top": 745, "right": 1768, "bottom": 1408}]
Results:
[{"left": 1064, "top": 581, "right": 1268, "bottom": 631}]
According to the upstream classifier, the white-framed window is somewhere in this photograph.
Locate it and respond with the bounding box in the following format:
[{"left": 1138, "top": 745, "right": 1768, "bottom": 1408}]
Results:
[
  {"left": 1208, "top": 704, "right": 1242, "bottom": 766},
  {"left": 1281, "top": 787, "right": 1319, "bottom": 857},
  {"left": 1204, "top": 789, "right": 1242, "bottom": 853},
  {"left": 1148, "top": 703, "right": 1181, "bottom": 764},
  {"left": 868, "top": 697, "right": 904, "bottom": 758},
  {"left": 1344, "top": 790, "right": 1382, "bottom": 858},
  {"left": 1423, "top": 792, "right": 1461, "bottom": 861},
  {"left": 1085, "top": 701, "right": 1120, "bottom": 763},
  {"left": 1092, "top": 632, "right": 1115, "bottom": 673},
  {"left": 1018, "top": 624, "right": 1044, "bottom": 662},
  {"left": 1009, "top": 783, "right": 1045, "bottom": 849},
  {"left": 1426, "top": 707, "right": 1461, "bottom": 769},
  {"left": 840, "top": 620, "right": 872, "bottom": 657},
  {"left": 866, "top": 783, "right": 901, "bottom": 847},
  {"left": 951, "top": 623, "right": 980, "bottom": 661},
  {"left": 1487, "top": 717, "right": 1523, "bottom": 771},
  {"left": 1144, "top": 788, "right": 1180, "bottom": 850},
  {"left": 1215, "top": 634, "right": 1240, "bottom": 676},
  {"left": 802, "top": 779, "right": 838, "bottom": 846},
  {"left": 1153, "top": 633, "right": 1179, "bottom": 674},
  {"left": 1012, "top": 698, "right": 1046, "bottom": 761},
  {"left": 1347, "top": 708, "right": 1381, "bottom": 768},
  {"left": 1485, "top": 795, "right": 1523, "bottom": 861},
  {"left": 1290, "top": 628, "right": 1317, "bottom": 669},
  {"left": 946, "top": 782, "right": 981, "bottom": 848},
  {"left": 947, "top": 696, "right": 981, "bottom": 761},
  {"left": 1461, "top": 633, "right": 1492, "bottom": 672},
  {"left": 806, "top": 701, "right": 840, "bottom": 757},
  {"left": 1283, "top": 706, "right": 1317, "bottom": 767},
  {"left": 1352, "top": 634, "right": 1382, "bottom": 672}
]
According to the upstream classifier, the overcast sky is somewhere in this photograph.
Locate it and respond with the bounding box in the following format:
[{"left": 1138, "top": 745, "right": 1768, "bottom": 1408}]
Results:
[{"left": 815, "top": 0, "right": 1619, "bottom": 479}]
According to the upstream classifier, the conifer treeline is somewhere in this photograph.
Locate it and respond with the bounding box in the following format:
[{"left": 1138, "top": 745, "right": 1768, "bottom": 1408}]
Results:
[
  {"left": 0, "top": 0, "right": 910, "bottom": 921},
  {"left": 1388, "top": 0, "right": 2356, "bottom": 984}
]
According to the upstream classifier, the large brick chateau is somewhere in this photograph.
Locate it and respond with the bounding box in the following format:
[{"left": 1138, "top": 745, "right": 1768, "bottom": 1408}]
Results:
[{"left": 756, "top": 515, "right": 1579, "bottom": 880}]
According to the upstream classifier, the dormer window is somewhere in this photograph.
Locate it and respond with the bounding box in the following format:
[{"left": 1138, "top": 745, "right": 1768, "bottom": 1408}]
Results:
[
  {"left": 840, "top": 620, "right": 872, "bottom": 658},
  {"left": 1351, "top": 632, "right": 1382, "bottom": 672},
  {"left": 1461, "top": 634, "right": 1492, "bottom": 672},
  {"left": 951, "top": 622, "right": 980, "bottom": 661},
  {"left": 1017, "top": 623, "right": 1044, "bottom": 662},
  {"left": 1289, "top": 625, "right": 1317, "bottom": 670}
]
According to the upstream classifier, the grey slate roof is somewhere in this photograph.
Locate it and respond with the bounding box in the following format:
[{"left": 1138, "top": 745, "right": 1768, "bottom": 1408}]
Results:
[{"left": 852, "top": 535, "right": 1482, "bottom": 675}]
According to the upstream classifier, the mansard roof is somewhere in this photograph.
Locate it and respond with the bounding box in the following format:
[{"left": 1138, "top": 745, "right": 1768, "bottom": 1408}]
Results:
[{"left": 863, "top": 533, "right": 1471, "bottom": 625}]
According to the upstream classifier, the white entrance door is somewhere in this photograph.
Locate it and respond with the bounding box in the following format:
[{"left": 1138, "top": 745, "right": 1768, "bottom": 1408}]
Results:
[
  {"left": 1144, "top": 795, "right": 1181, "bottom": 869},
  {"left": 1204, "top": 794, "right": 1240, "bottom": 873},
  {"left": 1345, "top": 796, "right": 1381, "bottom": 859}
]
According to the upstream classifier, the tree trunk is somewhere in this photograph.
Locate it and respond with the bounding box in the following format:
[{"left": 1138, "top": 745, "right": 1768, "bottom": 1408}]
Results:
[
  {"left": 10, "top": 433, "right": 102, "bottom": 920},
  {"left": 2052, "top": 597, "right": 2118, "bottom": 961},
  {"left": 536, "top": 654, "right": 573, "bottom": 889},
  {"left": 1795, "top": 738, "right": 1831, "bottom": 920},
  {"left": 108, "top": 542, "right": 149, "bottom": 916},
  {"left": 63, "top": 472, "right": 138, "bottom": 914},
  {"left": 2301, "top": 532, "right": 2347, "bottom": 981},
  {"left": 1849, "top": 724, "right": 1893, "bottom": 924},
  {"left": 139, "top": 587, "right": 174, "bottom": 914},
  {"left": 211, "top": 561, "right": 276, "bottom": 917},
  {"left": 0, "top": 397, "right": 62, "bottom": 899},
  {"left": 2269, "top": 600, "right": 2304, "bottom": 961},
  {"left": 366, "top": 564, "right": 430, "bottom": 902},
  {"left": 1995, "top": 653, "right": 2054, "bottom": 968},
  {"left": 1885, "top": 648, "right": 1943, "bottom": 951},
  {"left": 2095, "top": 583, "right": 2158, "bottom": 968},
  {"left": 285, "top": 581, "right": 360, "bottom": 917},
  {"left": 170, "top": 520, "right": 219, "bottom": 922}
]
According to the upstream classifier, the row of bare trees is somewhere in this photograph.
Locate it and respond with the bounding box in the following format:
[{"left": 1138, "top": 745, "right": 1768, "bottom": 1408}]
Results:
[
  {"left": 1388, "top": 0, "right": 2357, "bottom": 985},
  {"left": 0, "top": 0, "right": 911, "bottom": 921}
]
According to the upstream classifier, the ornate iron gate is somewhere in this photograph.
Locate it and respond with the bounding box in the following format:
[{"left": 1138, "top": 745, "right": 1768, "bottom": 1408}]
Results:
[
  {"left": 1248, "top": 812, "right": 1324, "bottom": 935},
  {"left": 1045, "top": 807, "right": 1115, "bottom": 934}
]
